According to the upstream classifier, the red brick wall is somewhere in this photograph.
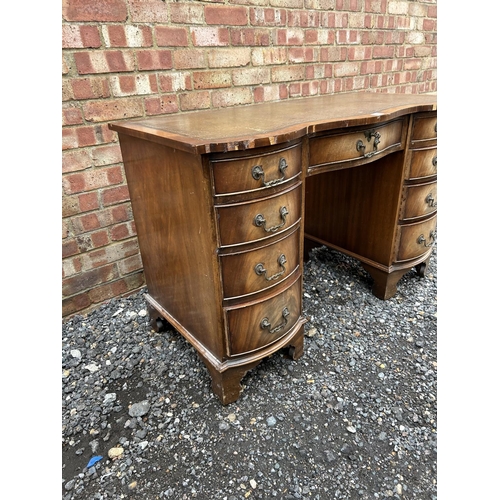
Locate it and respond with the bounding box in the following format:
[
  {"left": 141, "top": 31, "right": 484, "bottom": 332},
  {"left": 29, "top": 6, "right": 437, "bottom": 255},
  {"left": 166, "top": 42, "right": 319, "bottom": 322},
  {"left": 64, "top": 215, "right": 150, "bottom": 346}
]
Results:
[{"left": 62, "top": 0, "right": 437, "bottom": 319}]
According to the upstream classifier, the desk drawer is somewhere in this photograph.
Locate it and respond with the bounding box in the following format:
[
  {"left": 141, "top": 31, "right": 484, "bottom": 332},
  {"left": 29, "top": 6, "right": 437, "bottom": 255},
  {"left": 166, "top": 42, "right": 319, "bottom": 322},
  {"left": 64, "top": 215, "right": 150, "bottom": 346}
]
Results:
[
  {"left": 226, "top": 277, "right": 302, "bottom": 355},
  {"left": 402, "top": 181, "right": 437, "bottom": 220},
  {"left": 410, "top": 112, "right": 437, "bottom": 144},
  {"left": 309, "top": 119, "right": 404, "bottom": 168},
  {"left": 217, "top": 183, "right": 301, "bottom": 247},
  {"left": 220, "top": 228, "right": 300, "bottom": 299},
  {"left": 211, "top": 143, "right": 302, "bottom": 196},
  {"left": 407, "top": 147, "right": 437, "bottom": 180},
  {"left": 397, "top": 214, "right": 437, "bottom": 262}
]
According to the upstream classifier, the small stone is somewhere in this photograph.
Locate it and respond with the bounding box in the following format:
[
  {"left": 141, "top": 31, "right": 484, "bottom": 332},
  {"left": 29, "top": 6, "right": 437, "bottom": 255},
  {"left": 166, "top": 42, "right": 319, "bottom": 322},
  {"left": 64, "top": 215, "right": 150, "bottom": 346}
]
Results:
[
  {"left": 395, "top": 484, "right": 403, "bottom": 495},
  {"left": 84, "top": 363, "right": 99, "bottom": 373},
  {"left": 103, "top": 393, "right": 117, "bottom": 405},
  {"left": 306, "top": 327, "right": 318, "bottom": 337},
  {"left": 250, "top": 479, "right": 257, "bottom": 489},
  {"left": 266, "top": 416, "right": 277, "bottom": 427},
  {"left": 128, "top": 401, "right": 150, "bottom": 417},
  {"left": 346, "top": 425, "right": 356, "bottom": 433},
  {"left": 219, "top": 421, "right": 230, "bottom": 431},
  {"left": 70, "top": 349, "right": 81, "bottom": 359},
  {"left": 108, "top": 446, "right": 124, "bottom": 460},
  {"left": 128, "top": 481, "right": 137, "bottom": 490}
]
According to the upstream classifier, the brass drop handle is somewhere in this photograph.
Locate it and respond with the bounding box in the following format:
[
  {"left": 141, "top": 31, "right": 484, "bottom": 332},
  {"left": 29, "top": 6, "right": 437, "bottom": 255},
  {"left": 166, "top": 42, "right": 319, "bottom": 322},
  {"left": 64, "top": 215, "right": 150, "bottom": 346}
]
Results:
[
  {"left": 425, "top": 193, "right": 437, "bottom": 208},
  {"left": 356, "top": 129, "right": 381, "bottom": 158},
  {"left": 252, "top": 157, "right": 288, "bottom": 187},
  {"left": 255, "top": 254, "right": 287, "bottom": 281},
  {"left": 260, "top": 307, "right": 290, "bottom": 334},
  {"left": 417, "top": 230, "right": 437, "bottom": 247},
  {"left": 254, "top": 206, "right": 289, "bottom": 233}
]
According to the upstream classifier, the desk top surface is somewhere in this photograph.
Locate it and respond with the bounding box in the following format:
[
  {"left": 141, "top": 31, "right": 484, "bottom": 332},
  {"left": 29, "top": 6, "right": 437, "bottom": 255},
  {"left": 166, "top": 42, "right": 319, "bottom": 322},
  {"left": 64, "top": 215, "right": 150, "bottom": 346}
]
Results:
[{"left": 109, "top": 92, "right": 437, "bottom": 154}]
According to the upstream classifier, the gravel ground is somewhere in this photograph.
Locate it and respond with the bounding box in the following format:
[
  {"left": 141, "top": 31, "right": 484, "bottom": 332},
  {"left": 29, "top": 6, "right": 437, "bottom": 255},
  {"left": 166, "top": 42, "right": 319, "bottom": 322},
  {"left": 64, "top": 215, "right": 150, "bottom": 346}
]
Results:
[{"left": 62, "top": 244, "right": 437, "bottom": 500}]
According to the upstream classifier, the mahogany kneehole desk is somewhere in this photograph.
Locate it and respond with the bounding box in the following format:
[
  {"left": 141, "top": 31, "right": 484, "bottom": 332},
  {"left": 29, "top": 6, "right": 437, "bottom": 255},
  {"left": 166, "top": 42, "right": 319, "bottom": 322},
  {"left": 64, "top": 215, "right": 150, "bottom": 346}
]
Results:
[{"left": 109, "top": 92, "right": 437, "bottom": 404}]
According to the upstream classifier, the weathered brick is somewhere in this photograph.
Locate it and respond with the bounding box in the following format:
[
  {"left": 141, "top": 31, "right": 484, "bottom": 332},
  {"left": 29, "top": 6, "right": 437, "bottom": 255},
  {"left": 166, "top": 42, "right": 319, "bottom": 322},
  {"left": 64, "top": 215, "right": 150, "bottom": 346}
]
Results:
[
  {"left": 373, "top": 45, "right": 395, "bottom": 58},
  {"left": 117, "top": 254, "right": 143, "bottom": 275},
  {"left": 252, "top": 47, "right": 288, "bottom": 66},
  {"left": 191, "top": 27, "right": 230, "bottom": 46},
  {"left": 156, "top": 27, "right": 189, "bottom": 47},
  {"left": 102, "top": 185, "right": 130, "bottom": 206},
  {"left": 288, "top": 47, "right": 315, "bottom": 63},
  {"left": 348, "top": 46, "right": 372, "bottom": 61},
  {"left": 103, "top": 25, "right": 153, "bottom": 48},
  {"left": 159, "top": 72, "right": 192, "bottom": 92},
  {"left": 62, "top": 128, "right": 79, "bottom": 150},
  {"left": 333, "top": 61, "right": 359, "bottom": 77},
  {"left": 230, "top": 28, "right": 271, "bottom": 46},
  {"left": 179, "top": 91, "right": 211, "bottom": 111},
  {"left": 173, "top": 49, "right": 206, "bottom": 69},
  {"left": 91, "top": 230, "right": 110, "bottom": 248},
  {"left": 271, "top": 65, "right": 305, "bottom": 82},
  {"left": 62, "top": 292, "right": 92, "bottom": 318},
  {"left": 91, "top": 144, "right": 123, "bottom": 167},
  {"left": 205, "top": 5, "right": 248, "bottom": 25},
  {"left": 193, "top": 70, "right": 232, "bottom": 90},
  {"left": 145, "top": 95, "right": 180, "bottom": 116},
  {"left": 336, "top": 29, "right": 360, "bottom": 44},
  {"left": 137, "top": 50, "right": 173, "bottom": 70},
  {"left": 271, "top": 0, "right": 303, "bottom": 8},
  {"left": 128, "top": 0, "right": 169, "bottom": 23},
  {"left": 63, "top": 106, "right": 83, "bottom": 126},
  {"left": 82, "top": 98, "right": 143, "bottom": 122},
  {"left": 250, "top": 8, "right": 287, "bottom": 26},
  {"left": 276, "top": 28, "right": 305, "bottom": 45},
  {"left": 87, "top": 272, "right": 145, "bottom": 306},
  {"left": 63, "top": 166, "right": 123, "bottom": 195},
  {"left": 254, "top": 84, "right": 288, "bottom": 103},
  {"left": 62, "top": 263, "right": 118, "bottom": 296},
  {"left": 301, "top": 80, "right": 320, "bottom": 96},
  {"left": 71, "top": 77, "right": 110, "bottom": 100},
  {"left": 74, "top": 51, "right": 134, "bottom": 74},
  {"left": 110, "top": 222, "right": 136, "bottom": 241},
  {"left": 62, "top": 238, "right": 80, "bottom": 258},
  {"left": 211, "top": 87, "right": 253, "bottom": 108},
  {"left": 63, "top": 149, "right": 93, "bottom": 174},
  {"left": 232, "top": 67, "right": 270, "bottom": 87},
  {"left": 170, "top": 2, "right": 205, "bottom": 24},
  {"left": 364, "top": 0, "right": 386, "bottom": 14},
  {"left": 81, "top": 240, "right": 140, "bottom": 272},
  {"left": 207, "top": 48, "right": 251, "bottom": 68},
  {"left": 109, "top": 74, "right": 158, "bottom": 97},
  {"left": 287, "top": 10, "right": 320, "bottom": 27},
  {"left": 62, "top": 25, "right": 101, "bottom": 49},
  {"left": 79, "top": 192, "right": 100, "bottom": 213},
  {"left": 62, "top": 0, "right": 127, "bottom": 22}
]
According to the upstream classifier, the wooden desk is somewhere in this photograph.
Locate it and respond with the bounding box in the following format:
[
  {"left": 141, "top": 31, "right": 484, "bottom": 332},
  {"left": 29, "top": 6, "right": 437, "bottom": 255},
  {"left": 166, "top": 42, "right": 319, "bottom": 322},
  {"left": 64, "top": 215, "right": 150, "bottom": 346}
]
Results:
[{"left": 109, "top": 92, "right": 437, "bottom": 404}]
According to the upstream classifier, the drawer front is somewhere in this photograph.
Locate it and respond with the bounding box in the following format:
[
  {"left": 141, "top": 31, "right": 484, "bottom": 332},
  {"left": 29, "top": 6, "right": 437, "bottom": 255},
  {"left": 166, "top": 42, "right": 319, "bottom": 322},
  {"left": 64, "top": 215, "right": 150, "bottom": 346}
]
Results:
[
  {"left": 402, "top": 181, "right": 437, "bottom": 220},
  {"left": 397, "top": 214, "right": 437, "bottom": 262},
  {"left": 226, "top": 277, "right": 302, "bottom": 355},
  {"left": 211, "top": 143, "right": 302, "bottom": 196},
  {"left": 411, "top": 113, "right": 437, "bottom": 143},
  {"left": 408, "top": 147, "right": 437, "bottom": 180},
  {"left": 220, "top": 228, "right": 300, "bottom": 299},
  {"left": 309, "top": 119, "right": 404, "bottom": 167},
  {"left": 217, "top": 184, "right": 302, "bottom": 247}
]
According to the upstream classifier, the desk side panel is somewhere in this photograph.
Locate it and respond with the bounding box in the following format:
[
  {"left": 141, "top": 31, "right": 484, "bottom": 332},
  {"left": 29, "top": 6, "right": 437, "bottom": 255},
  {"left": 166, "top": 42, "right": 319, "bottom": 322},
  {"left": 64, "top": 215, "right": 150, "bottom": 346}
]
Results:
[{"left": 118, "top": 135, "right": 224, "bottom": 359}]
